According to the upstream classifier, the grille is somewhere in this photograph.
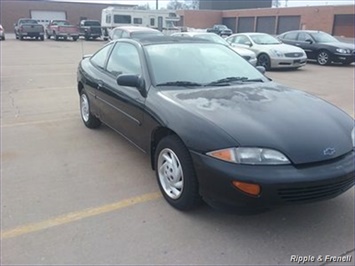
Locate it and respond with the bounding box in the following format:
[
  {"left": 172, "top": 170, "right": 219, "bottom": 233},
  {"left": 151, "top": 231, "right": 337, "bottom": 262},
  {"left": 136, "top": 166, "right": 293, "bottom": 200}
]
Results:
[
  {"left": 278, "top": 174, "right": 354, "bottom": 203},
  {"left": 285, "top": 52, "right": 303, "bottom": 58}
]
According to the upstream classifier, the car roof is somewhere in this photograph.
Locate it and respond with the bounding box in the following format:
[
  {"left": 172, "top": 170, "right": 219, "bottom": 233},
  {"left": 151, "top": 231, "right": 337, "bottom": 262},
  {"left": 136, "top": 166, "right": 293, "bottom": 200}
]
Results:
[
  {"left": 177, "top": 32, "right": 215, "bottom": 36},
  {"left": 114, "top": 35, "right": 213, "bottom": 46},
  {"left": 282, "top": 30, "right": 323, "bottom": 34},
  {"left": 113, "top": 26, "right": 160, "bottom": 33}
]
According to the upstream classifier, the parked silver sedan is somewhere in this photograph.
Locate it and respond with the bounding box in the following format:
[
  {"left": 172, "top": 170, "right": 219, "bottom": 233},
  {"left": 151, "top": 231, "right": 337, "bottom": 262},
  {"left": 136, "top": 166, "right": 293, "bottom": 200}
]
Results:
[
  {"left": 226, "top": 33, "right": 307, "bottom": 70},
  {"left": 172, "top": 32, "right": 257, "bottom": 66}
]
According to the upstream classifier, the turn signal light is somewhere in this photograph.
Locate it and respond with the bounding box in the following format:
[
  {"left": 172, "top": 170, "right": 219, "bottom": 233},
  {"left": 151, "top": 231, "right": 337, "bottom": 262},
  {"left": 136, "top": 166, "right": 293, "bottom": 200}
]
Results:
[{"left": 232, "top": 181, "right": 261, "bottom": 196}]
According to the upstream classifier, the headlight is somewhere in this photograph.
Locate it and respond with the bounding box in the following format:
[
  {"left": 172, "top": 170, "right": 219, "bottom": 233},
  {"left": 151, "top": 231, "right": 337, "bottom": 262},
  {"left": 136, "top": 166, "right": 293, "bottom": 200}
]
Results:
[
  {"left": 270, "top": 49, "right": 284, "bottom": 57},
  {"left": 336, "top": 48, "right": 351, "bottom": 54},
  {"left": 207, "top": 147, "right": 290, "bottom": 165},
  {"left": 352, "top": 128, "right": 355, "bottom": 148}
]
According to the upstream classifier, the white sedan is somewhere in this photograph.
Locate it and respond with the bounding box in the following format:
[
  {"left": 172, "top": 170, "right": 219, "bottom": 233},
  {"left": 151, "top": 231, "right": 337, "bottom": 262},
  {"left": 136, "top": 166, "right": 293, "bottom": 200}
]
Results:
[
  {"left": 226, "top": 33, "right": 307, "bottom": 70},
  {"left": 171, "top": 32, "right": 257, "bottom": 66}
]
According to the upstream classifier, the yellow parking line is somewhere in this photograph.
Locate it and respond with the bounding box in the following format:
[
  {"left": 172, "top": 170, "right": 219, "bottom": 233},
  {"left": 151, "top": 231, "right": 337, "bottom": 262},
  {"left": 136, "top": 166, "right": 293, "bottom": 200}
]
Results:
[{"left": 1, "top": 192, "right": 161, "bottom": 240}]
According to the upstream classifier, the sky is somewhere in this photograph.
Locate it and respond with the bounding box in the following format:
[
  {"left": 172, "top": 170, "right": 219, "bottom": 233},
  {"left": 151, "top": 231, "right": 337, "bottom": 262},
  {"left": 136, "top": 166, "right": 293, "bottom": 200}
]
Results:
[{"left": 53, "top": 0, "right": 355, "bottom": 9}]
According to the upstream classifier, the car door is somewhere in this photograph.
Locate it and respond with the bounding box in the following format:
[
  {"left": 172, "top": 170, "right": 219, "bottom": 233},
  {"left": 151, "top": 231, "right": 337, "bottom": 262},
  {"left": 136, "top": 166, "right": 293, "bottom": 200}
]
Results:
[
  {"left": 96, "top": 42, "right": 147, "bottom": 149},
  {"left": 296, "top": 32, "right": 316, "bottom": 59},
  {"left": 83, "top": 43, "right": 114, "bottom": 119}
]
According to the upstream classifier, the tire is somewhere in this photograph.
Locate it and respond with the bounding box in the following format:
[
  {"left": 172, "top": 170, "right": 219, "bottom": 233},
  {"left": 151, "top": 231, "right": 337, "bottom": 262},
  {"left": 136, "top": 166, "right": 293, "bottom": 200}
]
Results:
[
  {"left": 54, "top": 32, "right": 59, "bottom": 41},
  {"left": 40, "top": 36, "right": 44, "bottom": 41},
  {"left": 73, "top": 37, "right": 78, "bottom": 41},
  {"left": 257, "top": 53, "right": 271, "bottom": 70},
  {"left": 80, "top": 90, "right": 101, "bottom": 129},
  {"left": 317, "top": 50, "right": 331, "bottom": 65},
  {"left": 20, "top": 34, "right": 24, "bottom": 40},
  {"left": 155, "top": 135, "right": 201, "bottom": 211},
  {"left": 85, "top": 35, "right": 90, "bottom": 41},
  {"left": 46, "top": 32, "right": 51, "bottom": 39}
]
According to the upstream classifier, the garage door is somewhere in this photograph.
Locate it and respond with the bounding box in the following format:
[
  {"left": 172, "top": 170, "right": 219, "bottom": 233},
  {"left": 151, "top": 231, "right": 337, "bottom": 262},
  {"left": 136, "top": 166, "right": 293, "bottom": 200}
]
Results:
[
  {"left": 222, "top": 17, "right": 236, "bottom": 33},
  {"left": 31, "top": 10, "right": 66, "bottom": 27},
  {"left": 277, "top": 16, "right": 300, "bottom": 34},
  {"left": 237, "top": 17, "right": 254, "bottom": 33},
  {"left": 256, "top": 16, "right": 276, "bottom": 34},
  {"left": 333, "top": 14, "right": 355, "bottom": 38}
]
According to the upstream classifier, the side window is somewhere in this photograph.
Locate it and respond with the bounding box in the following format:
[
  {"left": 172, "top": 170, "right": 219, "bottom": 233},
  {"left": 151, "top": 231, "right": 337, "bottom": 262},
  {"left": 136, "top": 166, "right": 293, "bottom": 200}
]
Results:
[
  {"left": 133, "top": 18, "right": 143, "bottom": 24},
  {"left": 150, "top": 18, "right": 155, "bottom": 26},
  {"left": 90, "top": 44, "right": 112, "bottom": 69},
  {"left": 106, "top": 43, "right": 141, "bottom": 77},
  {"left": 298, "top": 33, "right": 311, "bottom": 42},
  {"left": 284, "top": 32, "right": 298, "bottom": 40},
  {"left": 113, "top": 29, "right": 123, "bottom": 39},
  {"left": 121, "top": 31, "right": 130, "bottom": 38},
  {"left": 235, "top": 36, "right": 248, "bottom": 45}
]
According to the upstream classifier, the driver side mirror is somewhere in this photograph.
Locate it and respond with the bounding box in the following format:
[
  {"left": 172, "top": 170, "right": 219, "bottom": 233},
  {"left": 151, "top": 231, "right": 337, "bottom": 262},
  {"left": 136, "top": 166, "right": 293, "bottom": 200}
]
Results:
[
  {"left": 245, "top": 41, "right": 252, "bottom": 47},
  {"left": 256, "top": 66, "right": 266, "bottom": 74},
  {"left": 305, "top": 39, "right": 313, "bottom": 44},
  {"left": 117, "top": 74, "right": 147, "bottom": 98}
]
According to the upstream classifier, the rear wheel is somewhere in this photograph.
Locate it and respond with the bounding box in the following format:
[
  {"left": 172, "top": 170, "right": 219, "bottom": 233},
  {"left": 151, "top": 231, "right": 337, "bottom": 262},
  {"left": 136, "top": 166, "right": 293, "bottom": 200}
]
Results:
[
  {"left": 257, "top": 53, "right": 271, "bottom": 70},
  {"left": 155, "top": 135, "right": 201, "bottom": 211},
  {"left": 317, "top": 50, "right": 331, "bottom": 65},
  {"left": 80, "top": 90, "right": 101, "bottom": 129}
]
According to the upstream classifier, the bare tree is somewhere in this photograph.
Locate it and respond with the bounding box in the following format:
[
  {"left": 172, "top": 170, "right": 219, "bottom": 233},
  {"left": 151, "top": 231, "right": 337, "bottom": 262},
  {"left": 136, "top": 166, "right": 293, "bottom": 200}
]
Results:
[
  {"left": 272, "top": 0, "right": 281, "bottom": 7},
  {"left": 167, "top": 0, "right": 199, "bottom": 10}
]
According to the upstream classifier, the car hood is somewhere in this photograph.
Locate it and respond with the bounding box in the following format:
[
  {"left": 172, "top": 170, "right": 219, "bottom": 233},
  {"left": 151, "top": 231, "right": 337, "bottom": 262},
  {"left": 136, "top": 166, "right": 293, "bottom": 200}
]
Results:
[
  {"left": 160, "top": 82, "right": 353, "bottom": 165},
  {"left": 257, "top": 43, "right": 305, "bottom": 53},
  {"left": 321, "top": 42, "right": 354, "bottom": 49}
]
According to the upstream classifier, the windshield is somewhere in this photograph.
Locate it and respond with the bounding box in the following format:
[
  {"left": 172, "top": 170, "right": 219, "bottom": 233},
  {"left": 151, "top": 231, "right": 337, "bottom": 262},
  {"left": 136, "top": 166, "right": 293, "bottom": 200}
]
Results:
[
  {"left": 55, "top": 21, "right": 70, "bottom": 26},
  {"left": 21, "top": 19, "right": 38, "bottom": 24},
  {"left": 250, "top": 34, "right": 281, "bottom": 45},
  {"left": 311, "top": 32, "right": 339, "bottom": 43},
  {"left": 85, "top": 21, "right": 100, "bottom": 26},
  {"left": 145, "top": 43, "right": 267, "bottom": 87},
  {"left": 132, "top": 31, "right": 164, "bottom": 39},
  {"left": 194, "top": 34, "right": 229, "bottom": 46},
  {"left": 216, "top": 25, "right": 227, "bottom": 30}
]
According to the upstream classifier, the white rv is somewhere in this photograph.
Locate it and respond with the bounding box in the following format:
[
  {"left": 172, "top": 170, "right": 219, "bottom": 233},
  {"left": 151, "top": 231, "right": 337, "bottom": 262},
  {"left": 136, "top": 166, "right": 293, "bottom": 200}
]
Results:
[{"left": 101, "top": 7, "right": 180, "bottom": 34}]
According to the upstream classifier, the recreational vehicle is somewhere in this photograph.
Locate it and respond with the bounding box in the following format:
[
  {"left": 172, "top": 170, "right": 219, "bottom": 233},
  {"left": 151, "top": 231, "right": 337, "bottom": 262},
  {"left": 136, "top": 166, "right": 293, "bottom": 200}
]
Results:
[{"left": 101, "top": 7, "right": 180, "bottom": 35}]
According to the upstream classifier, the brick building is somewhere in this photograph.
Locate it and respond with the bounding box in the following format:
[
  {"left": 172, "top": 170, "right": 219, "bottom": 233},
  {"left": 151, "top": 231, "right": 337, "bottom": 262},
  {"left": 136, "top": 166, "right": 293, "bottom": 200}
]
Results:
[
  {"left": 199, "top": 0, "right": 272, "bottom": 10},
  {"left": 1, "top": 0, "right": 354, "bottom": 37},
  {"left": 178, "top": 5, "right": 355, "bottom": 37}
]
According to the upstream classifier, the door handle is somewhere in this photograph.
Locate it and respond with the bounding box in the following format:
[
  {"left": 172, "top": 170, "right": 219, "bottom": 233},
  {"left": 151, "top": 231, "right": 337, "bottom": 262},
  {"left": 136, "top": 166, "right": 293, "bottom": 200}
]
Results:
[
  {"left": 97, "top": 81, "right": 104, "bottom": 90},
  {"left": 295, "top": 43, "right": 300, "bottom": 46}
]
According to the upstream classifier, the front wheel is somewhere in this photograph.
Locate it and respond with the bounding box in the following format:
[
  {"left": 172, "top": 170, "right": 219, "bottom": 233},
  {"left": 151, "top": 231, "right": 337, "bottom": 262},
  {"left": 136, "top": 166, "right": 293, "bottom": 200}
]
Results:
[
  {"left": 317, "top": 50, "right": 331, "bottom": 65},
  {"left": 155, "top": 135, "right": 201, "bottom": 211},
  {"left": 257, "top": 53, "right": 271, "bottom": 70},
  {"left": 80, "top": 90, "right": 101, "bottom": 129}
]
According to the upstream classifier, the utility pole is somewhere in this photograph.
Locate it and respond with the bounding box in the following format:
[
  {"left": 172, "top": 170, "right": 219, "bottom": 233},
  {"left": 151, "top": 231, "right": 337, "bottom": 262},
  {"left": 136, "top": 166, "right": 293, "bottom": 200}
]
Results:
[{"left": 156, "top": 0, "right": 158, "bottom": 10}]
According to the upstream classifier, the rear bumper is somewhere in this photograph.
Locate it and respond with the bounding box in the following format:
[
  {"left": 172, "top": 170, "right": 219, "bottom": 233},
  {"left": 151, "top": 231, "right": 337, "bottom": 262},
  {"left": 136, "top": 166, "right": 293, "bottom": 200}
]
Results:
[
  {"left": 57, "top": 33, "right": 79, "bottom": 38},
  {"left": 190, "top": 150, "right": 354, "bottom": 210}
]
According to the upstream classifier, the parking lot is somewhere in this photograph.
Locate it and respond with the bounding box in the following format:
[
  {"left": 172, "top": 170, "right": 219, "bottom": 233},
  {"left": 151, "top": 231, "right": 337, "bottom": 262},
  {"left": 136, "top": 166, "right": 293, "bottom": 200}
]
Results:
[{"left": 1, "top": 36, "right": 354, "bottom": 265}]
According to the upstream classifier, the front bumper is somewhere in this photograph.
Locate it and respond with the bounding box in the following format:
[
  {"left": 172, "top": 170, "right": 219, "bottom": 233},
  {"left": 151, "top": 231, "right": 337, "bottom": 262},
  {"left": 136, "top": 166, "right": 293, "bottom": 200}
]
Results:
[
  {"left": 21, "top": 32, "right": 44, "bottom": 37},
  {"left": 190, "top": 150, "right": 354, "bottom": 210},
  {"left": 331, "top": 53, "right": 355, "bottom": 64},
  {"left": 270, "top": 56, "right": 307, "bottom": 69}
]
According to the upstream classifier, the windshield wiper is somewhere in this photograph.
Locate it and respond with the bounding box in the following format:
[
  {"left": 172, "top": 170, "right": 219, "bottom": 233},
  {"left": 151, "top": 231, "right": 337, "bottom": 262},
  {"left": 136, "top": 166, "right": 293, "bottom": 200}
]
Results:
[
  {"left": 206, "top": 76, "right": 264, "bottom": 86},
  {"left": 156, "top": 81, "right": 203, "bottom": 87}
]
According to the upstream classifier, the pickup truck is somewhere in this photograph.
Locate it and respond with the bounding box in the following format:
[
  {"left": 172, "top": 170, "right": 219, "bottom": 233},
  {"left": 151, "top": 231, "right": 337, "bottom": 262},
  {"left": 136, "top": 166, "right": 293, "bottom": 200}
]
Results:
[
  {"left": 14, "top": 18, "right": 45, "bottom": 40},
  {"left": 206, "top": 25, "right": 232, "bottom": 37},
  {"left": 79, "top": 20, "right": 102, "bottom": 40},
  {"left": 46, "top": 20, "right": 79, "bottom": 41}
]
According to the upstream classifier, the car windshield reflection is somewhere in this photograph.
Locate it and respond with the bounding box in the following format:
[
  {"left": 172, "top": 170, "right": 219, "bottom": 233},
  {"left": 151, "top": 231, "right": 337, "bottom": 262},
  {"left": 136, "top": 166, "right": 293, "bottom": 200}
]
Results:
[{"left": 145, "top": 43, "right": 266, "bottom": 88}]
